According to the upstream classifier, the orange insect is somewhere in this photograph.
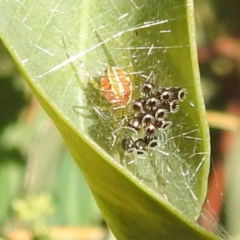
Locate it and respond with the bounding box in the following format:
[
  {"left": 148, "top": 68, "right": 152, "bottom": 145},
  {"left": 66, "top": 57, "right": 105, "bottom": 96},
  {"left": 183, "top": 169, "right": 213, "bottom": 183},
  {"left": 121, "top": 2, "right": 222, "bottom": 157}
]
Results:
[{"left": 100, "top": 67, "right": 132, "bottom": 107}]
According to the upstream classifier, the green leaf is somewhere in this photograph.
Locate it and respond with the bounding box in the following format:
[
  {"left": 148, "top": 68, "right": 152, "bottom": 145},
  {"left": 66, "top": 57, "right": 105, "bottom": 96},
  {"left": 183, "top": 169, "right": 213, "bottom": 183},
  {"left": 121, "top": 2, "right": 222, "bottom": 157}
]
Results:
[{"left": 0, "top": 0, "right": 220, "bottom": 239}]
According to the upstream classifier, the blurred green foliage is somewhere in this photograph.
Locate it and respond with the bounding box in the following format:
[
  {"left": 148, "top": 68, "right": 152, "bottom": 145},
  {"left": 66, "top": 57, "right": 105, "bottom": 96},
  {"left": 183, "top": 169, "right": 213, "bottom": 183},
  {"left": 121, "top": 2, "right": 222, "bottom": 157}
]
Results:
[{"left": 0, "top": 40, "right": 102, "bottom": 238}]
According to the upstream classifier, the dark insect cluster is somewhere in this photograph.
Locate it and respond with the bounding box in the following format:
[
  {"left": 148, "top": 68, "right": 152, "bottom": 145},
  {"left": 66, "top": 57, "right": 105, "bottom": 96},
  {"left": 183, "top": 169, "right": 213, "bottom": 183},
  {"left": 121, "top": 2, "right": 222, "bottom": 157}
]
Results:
[{"left": 121, "top": 81, "right": 187, "bottom": 154}]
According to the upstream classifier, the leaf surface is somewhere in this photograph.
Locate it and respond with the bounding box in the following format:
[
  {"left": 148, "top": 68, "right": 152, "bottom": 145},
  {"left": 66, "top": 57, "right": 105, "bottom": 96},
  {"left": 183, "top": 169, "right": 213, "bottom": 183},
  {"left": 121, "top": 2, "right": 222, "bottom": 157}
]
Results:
[{"left": 0, "top": 0, "right": 219, "bottom": 239}]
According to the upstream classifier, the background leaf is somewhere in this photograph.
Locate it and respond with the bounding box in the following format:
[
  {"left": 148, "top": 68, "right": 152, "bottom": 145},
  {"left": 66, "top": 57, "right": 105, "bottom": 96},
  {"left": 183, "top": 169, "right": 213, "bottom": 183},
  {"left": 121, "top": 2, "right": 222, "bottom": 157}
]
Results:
[{"left": 0, "top": 0, "right": 219, "bottom": 239}]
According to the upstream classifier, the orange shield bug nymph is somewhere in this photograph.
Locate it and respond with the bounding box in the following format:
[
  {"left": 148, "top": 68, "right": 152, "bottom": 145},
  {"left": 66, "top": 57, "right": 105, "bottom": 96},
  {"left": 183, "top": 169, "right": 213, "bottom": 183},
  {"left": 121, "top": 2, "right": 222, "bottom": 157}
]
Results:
[{"left": 100, "top": 67, "right": 132, "bottom": 107}]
